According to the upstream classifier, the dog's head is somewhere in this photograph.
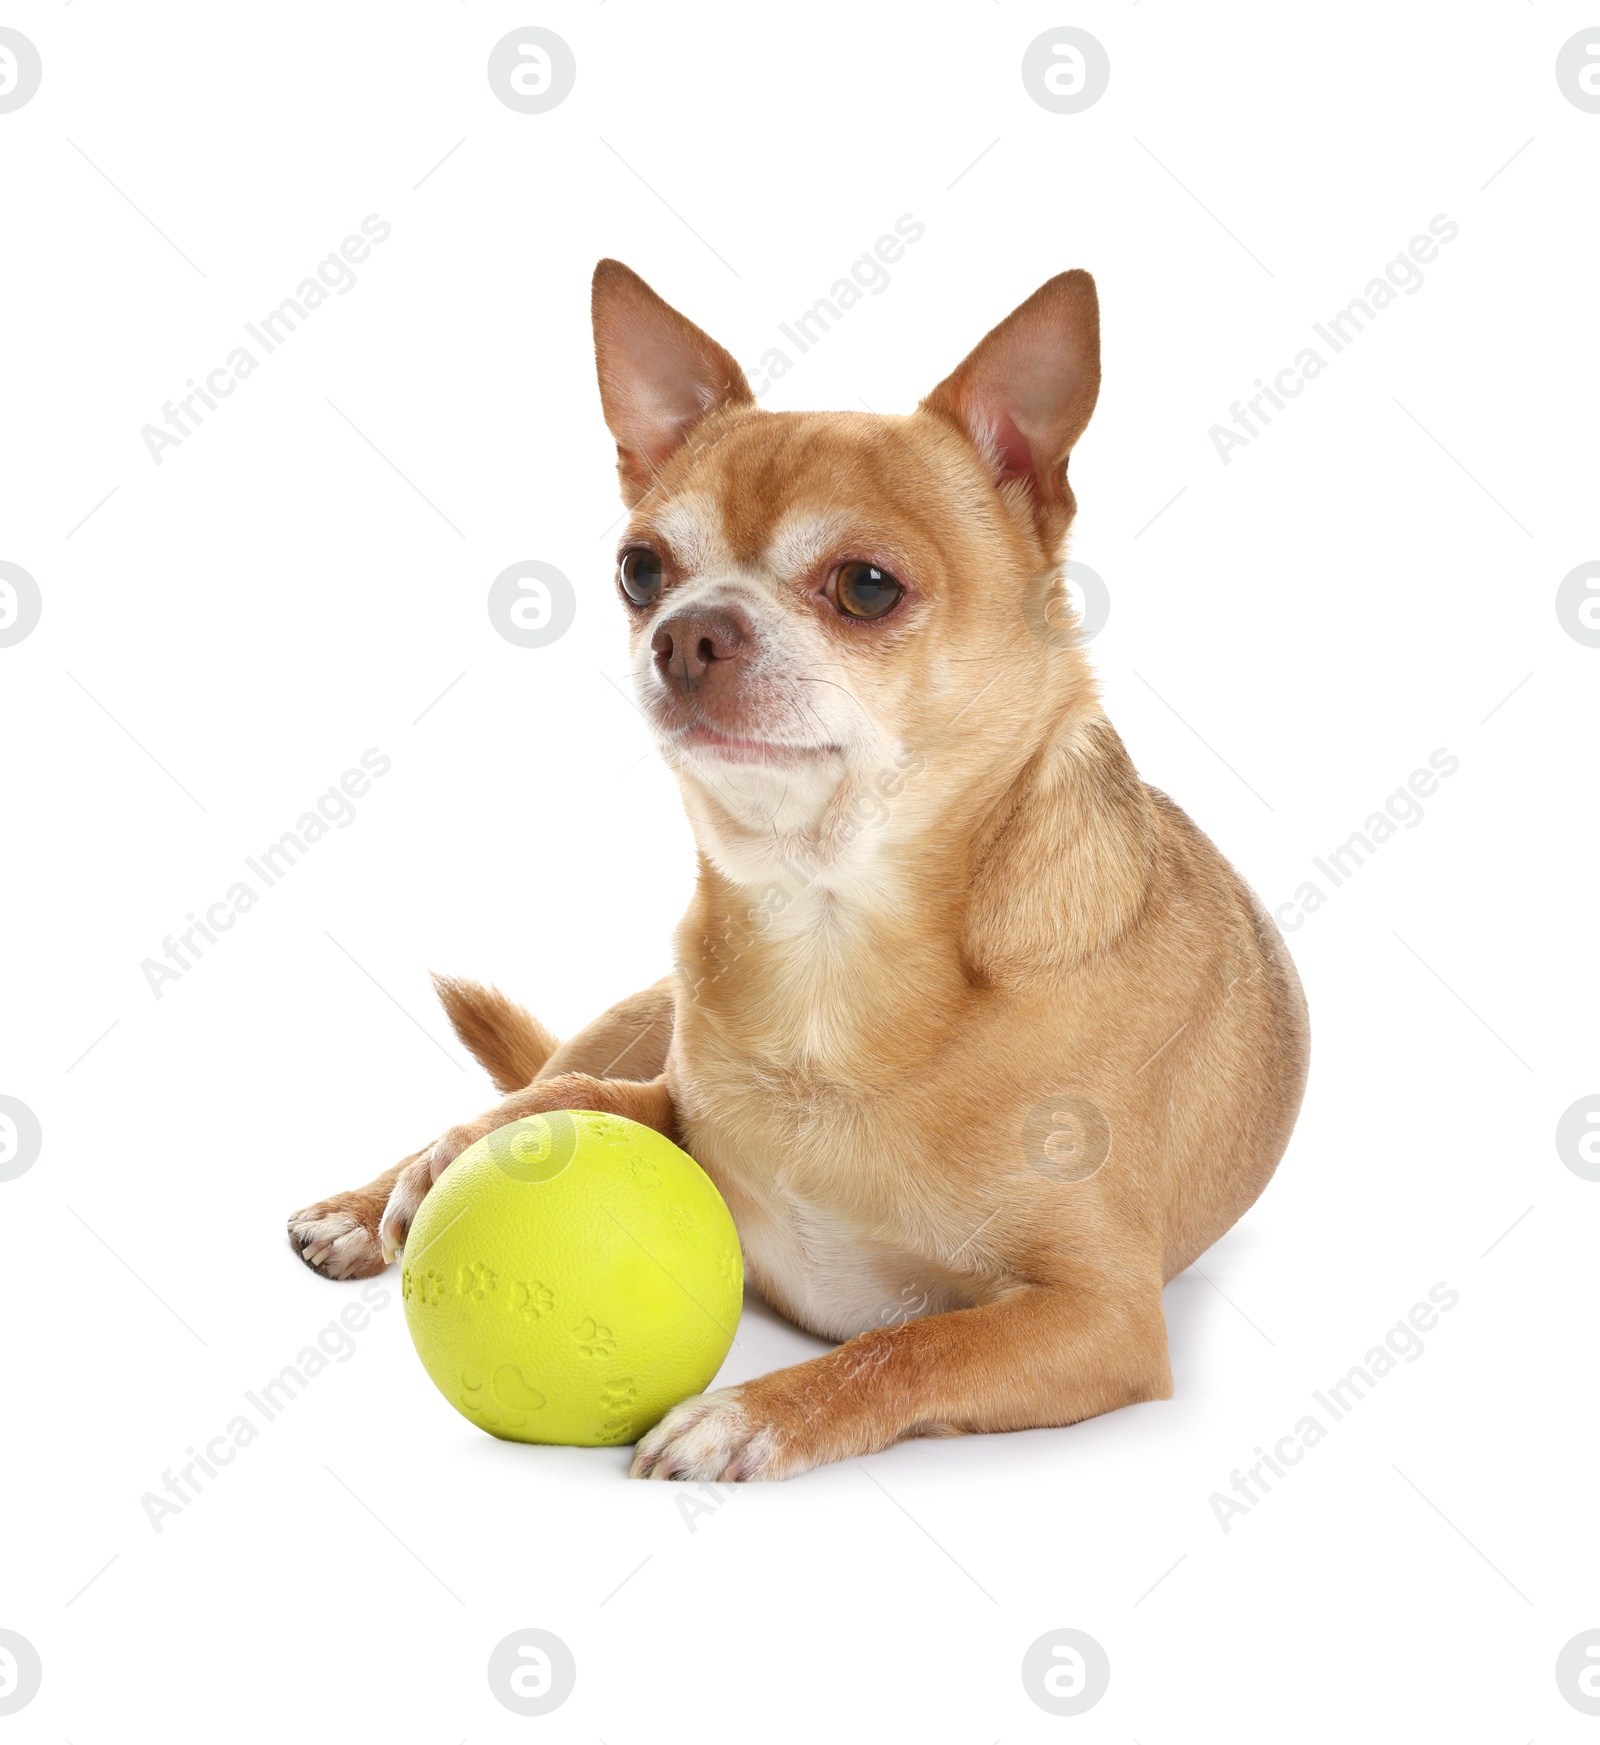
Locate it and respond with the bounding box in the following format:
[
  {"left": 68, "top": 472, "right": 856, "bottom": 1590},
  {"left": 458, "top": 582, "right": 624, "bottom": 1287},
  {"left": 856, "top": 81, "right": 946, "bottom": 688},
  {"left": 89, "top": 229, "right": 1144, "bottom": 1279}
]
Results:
[{"left": 591, "top": 259, "right": 1102, "bottom": 877}]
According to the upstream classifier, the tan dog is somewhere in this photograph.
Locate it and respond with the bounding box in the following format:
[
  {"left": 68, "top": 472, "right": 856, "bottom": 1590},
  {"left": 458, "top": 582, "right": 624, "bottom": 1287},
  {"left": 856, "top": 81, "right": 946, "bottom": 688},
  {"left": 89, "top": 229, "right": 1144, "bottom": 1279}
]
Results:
[{"left": 288, "top": 260, "right": 1309, "bottom": 1482}]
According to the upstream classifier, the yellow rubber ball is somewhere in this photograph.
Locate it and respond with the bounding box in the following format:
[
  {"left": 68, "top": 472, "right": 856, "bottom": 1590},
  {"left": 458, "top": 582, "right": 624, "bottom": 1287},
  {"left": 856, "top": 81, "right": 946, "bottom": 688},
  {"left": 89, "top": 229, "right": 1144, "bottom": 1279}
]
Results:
[{"left": 401, "top": 1110, "right": 742, "bottom": 1447}]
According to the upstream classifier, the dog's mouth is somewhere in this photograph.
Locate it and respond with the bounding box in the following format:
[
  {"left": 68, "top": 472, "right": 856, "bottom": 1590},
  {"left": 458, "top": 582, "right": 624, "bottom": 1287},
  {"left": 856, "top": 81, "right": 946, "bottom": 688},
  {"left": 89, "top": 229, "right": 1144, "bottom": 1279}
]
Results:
[{"left": 677, "top": 725, "right": 842, "bottom": 766}]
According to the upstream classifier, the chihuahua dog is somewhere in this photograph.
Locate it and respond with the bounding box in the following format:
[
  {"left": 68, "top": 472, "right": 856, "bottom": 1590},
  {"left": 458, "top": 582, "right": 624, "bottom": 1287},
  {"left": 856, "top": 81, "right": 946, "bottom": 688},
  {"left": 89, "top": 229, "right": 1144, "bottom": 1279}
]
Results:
[{"left": 288, "top": 260, "right": 1309, "bottom": 1481}]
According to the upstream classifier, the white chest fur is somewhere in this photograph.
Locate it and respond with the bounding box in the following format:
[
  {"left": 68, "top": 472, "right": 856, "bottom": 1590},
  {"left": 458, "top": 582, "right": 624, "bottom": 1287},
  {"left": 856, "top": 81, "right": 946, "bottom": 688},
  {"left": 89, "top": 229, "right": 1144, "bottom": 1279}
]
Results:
[
  {"left": 725, "top": 1179, "right": 966, "bottom": 1343},
  {"left": 676, "top": 834, "right": 970, "bottom": 1342}
]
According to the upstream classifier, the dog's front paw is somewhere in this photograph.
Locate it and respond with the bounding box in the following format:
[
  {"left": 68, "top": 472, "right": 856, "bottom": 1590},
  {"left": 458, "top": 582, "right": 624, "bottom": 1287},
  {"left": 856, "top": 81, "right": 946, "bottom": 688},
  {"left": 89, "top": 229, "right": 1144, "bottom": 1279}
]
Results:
[
  {"left": 426, "top": 1118, "right": 497, "bottom": 1177},
  {"left": 375, "top": 1119, "right": 524, "bottom": 1261},
  {"left": 287, "top": 1205, "right": 386, "bottom": 1279},
  {"left": 629, "top": 1388, "right": 787, "bottom": 1482},
  {"left": 377, "top": 1155, "right": 437, "bottom": 1263}
]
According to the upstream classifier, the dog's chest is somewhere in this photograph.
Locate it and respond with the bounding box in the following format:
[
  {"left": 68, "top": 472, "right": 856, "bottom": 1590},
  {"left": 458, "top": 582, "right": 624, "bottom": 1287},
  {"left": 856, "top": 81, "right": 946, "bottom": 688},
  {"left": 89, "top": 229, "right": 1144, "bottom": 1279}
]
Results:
[
  {"left": 676, "top": 885, "right": 976, "bottom": 1341},
  {"left": 736, "top": 1183, "right": 961, "bottom": 1342},
  {"left": 678, "top": 1065, "right": 969, "bottom": 1343}
]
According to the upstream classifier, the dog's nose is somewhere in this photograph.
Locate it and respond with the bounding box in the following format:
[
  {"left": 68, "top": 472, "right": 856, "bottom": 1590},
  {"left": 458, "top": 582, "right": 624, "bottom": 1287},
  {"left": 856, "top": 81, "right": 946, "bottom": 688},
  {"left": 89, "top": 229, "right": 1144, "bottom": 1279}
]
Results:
[{"left": 651, "top": 607, "right": 750, "bottom": 693}]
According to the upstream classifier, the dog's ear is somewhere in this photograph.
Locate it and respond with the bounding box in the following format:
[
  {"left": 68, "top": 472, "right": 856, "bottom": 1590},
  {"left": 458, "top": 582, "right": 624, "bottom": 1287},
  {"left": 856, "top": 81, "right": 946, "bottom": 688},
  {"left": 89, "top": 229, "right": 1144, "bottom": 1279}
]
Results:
[
  {"left": 921, "top": 270, "right": 1100, "bottom": 542},
  {"left": 592, "top": 260, "right": 754, "bottom": 505}
]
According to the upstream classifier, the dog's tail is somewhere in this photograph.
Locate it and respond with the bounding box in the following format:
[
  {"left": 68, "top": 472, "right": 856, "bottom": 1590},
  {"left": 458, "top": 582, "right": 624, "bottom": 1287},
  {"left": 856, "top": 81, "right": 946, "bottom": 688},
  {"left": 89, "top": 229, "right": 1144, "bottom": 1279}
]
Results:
[{"left": 431, "top": 974, "right": 560, "bottom": 1093}]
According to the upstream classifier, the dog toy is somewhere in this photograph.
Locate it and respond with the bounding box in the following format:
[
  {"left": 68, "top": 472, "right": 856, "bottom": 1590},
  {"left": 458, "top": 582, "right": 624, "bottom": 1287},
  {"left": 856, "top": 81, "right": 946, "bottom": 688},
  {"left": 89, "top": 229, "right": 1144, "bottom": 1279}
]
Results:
[{"left": 401, "top": 1110, "right": 742, "bottom": 1446}]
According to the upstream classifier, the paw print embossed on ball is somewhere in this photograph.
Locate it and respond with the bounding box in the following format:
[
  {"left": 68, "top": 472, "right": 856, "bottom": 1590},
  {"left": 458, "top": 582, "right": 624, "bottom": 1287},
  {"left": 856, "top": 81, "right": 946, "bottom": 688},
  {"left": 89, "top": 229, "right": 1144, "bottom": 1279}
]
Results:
[
  {"left": 571, "top": 1318, "right": 616, "bottom": 1358},
  {"left": 596, "top": 1376, "right": 641, "bottom": 1443},
  {"left": 461, "top": 1363, "right": 547, "bottom": 1434},
  {"left": 510, "top": 1279, "right": 555, "bottom": 1317},
  {"left": 402, "top": 1111, "right": 742, "bottom": 1446},
  {"left": 457, "top": 1262, "right": 498, "bottom": 1301}
]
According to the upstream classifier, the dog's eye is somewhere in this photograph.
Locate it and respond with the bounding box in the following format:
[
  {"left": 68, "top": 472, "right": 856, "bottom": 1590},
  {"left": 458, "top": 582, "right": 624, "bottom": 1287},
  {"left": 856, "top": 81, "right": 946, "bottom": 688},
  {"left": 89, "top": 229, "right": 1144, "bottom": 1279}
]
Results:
[
  {"left": 618, "top": 549, "right": 664, "bottom": 607},
  {"left": 834, "top": 562, "right": 903, "bottom": 620}
]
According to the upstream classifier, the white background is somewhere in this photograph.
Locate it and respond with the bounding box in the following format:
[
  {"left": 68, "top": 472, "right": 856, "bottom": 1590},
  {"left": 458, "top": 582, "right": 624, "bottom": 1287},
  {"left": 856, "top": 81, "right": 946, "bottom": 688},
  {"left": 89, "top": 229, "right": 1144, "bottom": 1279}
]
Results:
[{"left": 2, "top": 2, "right": 1597, "bottom": 1738}]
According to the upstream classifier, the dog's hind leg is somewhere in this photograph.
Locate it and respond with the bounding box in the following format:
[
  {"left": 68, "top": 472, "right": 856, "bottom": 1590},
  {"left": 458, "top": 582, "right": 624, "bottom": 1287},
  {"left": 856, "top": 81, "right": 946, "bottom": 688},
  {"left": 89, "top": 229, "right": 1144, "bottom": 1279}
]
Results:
[{"left": 533, "top": 976, "right": 673, "bottom": 1083}]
